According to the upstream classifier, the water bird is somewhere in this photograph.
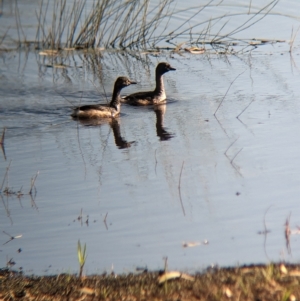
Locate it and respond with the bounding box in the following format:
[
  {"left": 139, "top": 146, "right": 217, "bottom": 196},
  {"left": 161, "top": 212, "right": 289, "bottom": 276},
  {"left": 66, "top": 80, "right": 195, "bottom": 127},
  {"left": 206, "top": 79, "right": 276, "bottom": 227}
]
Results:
[
  {"left": 122, "top": 62, "right": 176, "bottom": 105},
  {"left": 71, "top": 76, "right": 137, "bottom": 119}
]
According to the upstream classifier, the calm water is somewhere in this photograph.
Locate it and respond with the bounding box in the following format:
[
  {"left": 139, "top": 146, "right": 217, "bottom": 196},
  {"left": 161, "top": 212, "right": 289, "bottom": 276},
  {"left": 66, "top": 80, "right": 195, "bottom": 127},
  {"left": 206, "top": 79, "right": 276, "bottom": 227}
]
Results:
[{"left": 1, "top": 0, "right": 300, "bottom": 275}]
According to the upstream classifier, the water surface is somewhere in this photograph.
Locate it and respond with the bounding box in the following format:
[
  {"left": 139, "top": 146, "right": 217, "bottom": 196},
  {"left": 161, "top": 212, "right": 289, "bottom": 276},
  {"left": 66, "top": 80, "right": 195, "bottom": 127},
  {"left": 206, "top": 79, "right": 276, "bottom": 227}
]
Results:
[{"left": 1, "top": 0, "right": 300, "bottom": 275}]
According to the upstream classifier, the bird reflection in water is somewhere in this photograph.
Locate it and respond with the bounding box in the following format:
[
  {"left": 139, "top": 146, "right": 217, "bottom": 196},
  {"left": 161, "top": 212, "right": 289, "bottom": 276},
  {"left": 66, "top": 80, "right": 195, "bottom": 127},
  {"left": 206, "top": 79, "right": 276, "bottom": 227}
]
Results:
[
  {"left": 153, "top": 103, "right": 175, "bottom": 141},
  {"left": 74, "top": 118, "right": 135, "bottom": 149}
]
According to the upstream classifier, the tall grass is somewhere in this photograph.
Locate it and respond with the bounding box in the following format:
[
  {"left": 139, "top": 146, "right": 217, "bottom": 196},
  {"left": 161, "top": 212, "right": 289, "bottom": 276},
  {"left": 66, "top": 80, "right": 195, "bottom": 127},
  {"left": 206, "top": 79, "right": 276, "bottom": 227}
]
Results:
[{"left": 32, "top": 0, "right": 283, "bottom": 50}]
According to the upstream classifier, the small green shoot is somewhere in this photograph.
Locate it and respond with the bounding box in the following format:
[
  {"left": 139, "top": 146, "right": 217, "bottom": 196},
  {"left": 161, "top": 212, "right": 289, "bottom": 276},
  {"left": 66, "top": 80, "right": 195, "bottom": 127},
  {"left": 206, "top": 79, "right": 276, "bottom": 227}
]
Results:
[{"left": 77, "top": 240, "right": 87, "bottom": 278}]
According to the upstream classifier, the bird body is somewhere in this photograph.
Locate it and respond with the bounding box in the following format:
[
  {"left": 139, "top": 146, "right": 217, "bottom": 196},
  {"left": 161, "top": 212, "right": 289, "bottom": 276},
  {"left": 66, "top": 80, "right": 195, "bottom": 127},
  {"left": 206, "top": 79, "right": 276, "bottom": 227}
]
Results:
[
  {"left": 71, "top": 76, "right": 136, "bottom": 119},
  {"left": 122, "top": 62, "right": 175, "bottom": 106}
]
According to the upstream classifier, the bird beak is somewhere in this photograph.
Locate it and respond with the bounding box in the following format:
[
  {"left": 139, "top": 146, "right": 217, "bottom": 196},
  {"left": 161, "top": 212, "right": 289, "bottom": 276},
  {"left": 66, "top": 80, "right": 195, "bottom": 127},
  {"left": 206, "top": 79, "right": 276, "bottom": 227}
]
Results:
[
  {"left": 130, "top": 80, "right": 137, "bottom": 84},
  {"left": 169, "top": 66, "right": 176, "bottom": 71}
]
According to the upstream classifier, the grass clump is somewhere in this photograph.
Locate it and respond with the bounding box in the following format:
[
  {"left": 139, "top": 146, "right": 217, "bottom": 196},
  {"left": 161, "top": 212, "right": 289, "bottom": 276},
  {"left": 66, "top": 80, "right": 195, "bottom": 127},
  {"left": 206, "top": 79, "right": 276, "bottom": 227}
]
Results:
[
  {"left": 77, "top": 239, "right": 87, "bottom": 278},
  {"left": 36, "top": 0, "right": 174, "bottom": 50},
  {"left": 32, "top": 0, "right": 286, "bottom": 52}
]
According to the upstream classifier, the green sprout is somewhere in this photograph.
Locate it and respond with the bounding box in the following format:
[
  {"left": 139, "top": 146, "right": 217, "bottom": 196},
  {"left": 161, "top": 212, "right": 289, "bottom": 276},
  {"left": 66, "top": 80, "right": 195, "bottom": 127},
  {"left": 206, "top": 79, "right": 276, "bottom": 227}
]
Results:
[{"left": 77, "top": 240, "right": 87, "bottom": 278}]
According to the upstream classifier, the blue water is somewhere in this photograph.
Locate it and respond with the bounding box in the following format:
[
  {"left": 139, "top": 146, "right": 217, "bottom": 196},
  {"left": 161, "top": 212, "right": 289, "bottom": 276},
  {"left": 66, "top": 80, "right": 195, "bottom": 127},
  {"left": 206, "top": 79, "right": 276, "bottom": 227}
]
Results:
[{"left": 1, "top": 0, "right": 300, "bottom": 275}]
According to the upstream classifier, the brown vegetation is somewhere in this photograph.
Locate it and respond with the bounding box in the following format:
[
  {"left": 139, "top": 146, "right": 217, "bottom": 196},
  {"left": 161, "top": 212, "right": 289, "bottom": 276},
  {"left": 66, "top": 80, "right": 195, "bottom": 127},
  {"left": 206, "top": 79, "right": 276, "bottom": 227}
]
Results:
[{"left": 1, "top": 264, "right": 300, "bottom": 301}]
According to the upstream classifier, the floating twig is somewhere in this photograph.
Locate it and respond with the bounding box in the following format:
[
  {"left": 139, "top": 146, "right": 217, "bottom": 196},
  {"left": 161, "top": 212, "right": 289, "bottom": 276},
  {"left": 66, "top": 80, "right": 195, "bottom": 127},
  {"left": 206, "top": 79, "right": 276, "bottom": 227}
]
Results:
[
  {"left": 77, "top": 208, "right": 83, "bottom": 226},
  {"left": 103, "top": 212, "right": 108, "bottom": 230},
  {"left": 6, "top": 257, "right": 16, "bottom": 268},
  {"left": 3, "top": 231, "right": 22, "bottom": 245}
]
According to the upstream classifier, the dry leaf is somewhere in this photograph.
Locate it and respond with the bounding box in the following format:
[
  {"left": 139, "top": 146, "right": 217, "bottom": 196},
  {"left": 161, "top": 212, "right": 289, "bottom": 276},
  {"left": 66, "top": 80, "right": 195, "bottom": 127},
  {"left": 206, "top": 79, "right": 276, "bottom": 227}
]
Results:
[
  {"left": 158, "top": 271, "right": 194, "bottom": 284},
  {"left": 39, "top": 50, "right": 58, "bottom": 56},
  {"left": 280, "top": 264, "right": 288, "bottom": 275},
  {"left": 184, "top": 47, "right": 205, "bottom": 54},
  {"left": 158, "top": 271, "right": 181, "bottom": 284},
  {"left": 249, "top": 41, "right": 262, "bottom": 45},
  {"left": 182, "top": 242, "right": 201, "bottom": 248},
  {"left": 79, "top": 287, "right": 95, "bottom": 295},
  {"left": 174, "top": 42, "right": 186, "bottom": 52},
  {"left": 53, "top": 64, "right": 67, "bottom": 69},
  {"left": 181, "top": 273, "right": 195, "bottom": 281},
  {"left": 224, "top": 287, "right": 232, "bottom": 298},
  {"left": 289, "top": 270, "right": 300, "bottom": 277},
  {"left": 268, "top": 279, "right": 282, "bottom": 290},
  {"left": 182, "top": 240, "right": 208, "bottom": 247},
  {"left": 289, "top": 294, "right": 296, "bottom": 301}
]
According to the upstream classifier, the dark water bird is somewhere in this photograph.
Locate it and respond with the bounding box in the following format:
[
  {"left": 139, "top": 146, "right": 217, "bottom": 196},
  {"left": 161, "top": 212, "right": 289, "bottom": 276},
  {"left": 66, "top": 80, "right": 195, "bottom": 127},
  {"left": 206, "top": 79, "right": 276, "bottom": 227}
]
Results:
[
  {"left": 122, "top": 62, "right": 176, "bottom": 106},
  {"left": 71, "top": 76, "right": 137, "bottom": 119}
]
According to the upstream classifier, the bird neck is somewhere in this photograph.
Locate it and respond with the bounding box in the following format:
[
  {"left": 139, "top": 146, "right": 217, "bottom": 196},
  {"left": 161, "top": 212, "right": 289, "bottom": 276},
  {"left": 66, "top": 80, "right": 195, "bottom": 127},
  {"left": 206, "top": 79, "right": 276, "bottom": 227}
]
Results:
[
  {"left": 110, "top": 87, "right": 122, "bottom": 112},
  {"left": 154, "top": 72, "right": 165, "bottom": 95}
]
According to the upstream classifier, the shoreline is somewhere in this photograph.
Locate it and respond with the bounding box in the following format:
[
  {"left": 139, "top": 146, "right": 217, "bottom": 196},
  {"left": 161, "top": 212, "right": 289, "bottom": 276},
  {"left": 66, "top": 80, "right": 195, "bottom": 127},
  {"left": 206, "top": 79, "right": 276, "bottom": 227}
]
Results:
[{"left": 1, "top": 263, "right": 300, "bottom": 300}]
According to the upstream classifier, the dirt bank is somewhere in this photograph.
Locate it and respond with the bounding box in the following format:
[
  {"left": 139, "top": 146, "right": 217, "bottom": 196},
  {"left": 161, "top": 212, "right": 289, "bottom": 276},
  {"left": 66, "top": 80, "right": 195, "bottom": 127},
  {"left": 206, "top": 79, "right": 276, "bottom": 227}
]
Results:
[{"left": 1, "top": 263, "right": 300, "bottom": 300}]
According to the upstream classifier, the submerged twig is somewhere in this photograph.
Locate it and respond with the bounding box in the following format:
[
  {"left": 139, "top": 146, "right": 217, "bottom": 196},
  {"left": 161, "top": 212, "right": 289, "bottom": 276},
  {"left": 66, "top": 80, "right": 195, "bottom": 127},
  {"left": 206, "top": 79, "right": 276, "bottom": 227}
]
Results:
[
  {"left": 236, "top": 99, "right": 255, "bottom": 120},
  {"left": 0, "top": 128, "right": 6, "bottom": 161},
  {"left": 258, "top": 205, "right": 273, "bottom": 260},
  {"left": 0, "top": 127, "right": 6, "bottom": 145},
  {"left": 154, "top": 149, "right": 158, "bottom": 175},
  {"left": 178, "top": 161, "right": 185, "bottom": 216},
  {"left": 230, "top": 148, "right": 243, "bottom": 165},
  {"left": 54, "top": 87, "right": 76, "bottom": 107},
  {"left": 0, "top": 195, "right": 13, "bottom": 225},
  {"left": 224, "top": 137, "right": 239, "bottom": 157},
  {"left": 289, "top": 25, "right": 300, "bottom": 53},
  {"left": 29, "top": 171, "right": 39, "bottom": 195},
  {"left": 0, "top": 160, "right": 11, "bottom": 192},
  {"left": 224, "top": 139, "right": 243, "bottom": 177},
  {"left": 0, "top": 27, "right": 10, "bottom": 46},
  {"left": 214, "top": 70, "right": 246, "bottom": 116}
]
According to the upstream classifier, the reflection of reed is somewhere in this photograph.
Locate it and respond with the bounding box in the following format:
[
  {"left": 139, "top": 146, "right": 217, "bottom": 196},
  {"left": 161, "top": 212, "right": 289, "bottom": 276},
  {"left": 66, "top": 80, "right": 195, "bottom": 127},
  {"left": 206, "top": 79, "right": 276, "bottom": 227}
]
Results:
[
  {"left": 74, "top": 117, "right": 134, "bottom": 149},
  {"left": 0, "top": 195, "right": 13, "bottom": 225},
  {"left": 0, "top": 127, "right": 6, "bottom": 160},
  {"left": 153, "top": 104, "right": 174, "bottom": 141}
]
